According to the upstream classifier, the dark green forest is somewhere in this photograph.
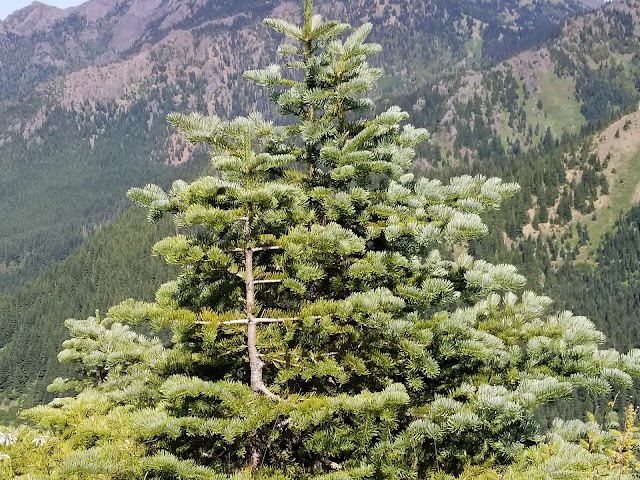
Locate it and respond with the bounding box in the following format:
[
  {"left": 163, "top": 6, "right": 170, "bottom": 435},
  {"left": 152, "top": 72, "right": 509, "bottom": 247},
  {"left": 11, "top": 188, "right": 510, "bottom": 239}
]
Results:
[{"left": 0, "top": 208, "right": 176, "bottom": 421}]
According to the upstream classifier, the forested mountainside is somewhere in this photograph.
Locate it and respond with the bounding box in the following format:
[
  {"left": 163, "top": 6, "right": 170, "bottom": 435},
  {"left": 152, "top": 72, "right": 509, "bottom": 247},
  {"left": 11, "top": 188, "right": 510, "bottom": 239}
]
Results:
[
  {"left": 398, "top": 0, "right": 640, "bottom": 166},
  {"left": 395, "top": 1, "right": 640, "bottom": 292},
  {"left": 0, "top": 0, "right": 597, "bottom": 103},
  {"left": 0, "top": 209, "right": 178, "bottom": 419},
  {"left": 4, "top": 0, "right": 640, "bottom": 420},
  {"left": 0, "top": 0, "right": 597, "bottom": 289}
]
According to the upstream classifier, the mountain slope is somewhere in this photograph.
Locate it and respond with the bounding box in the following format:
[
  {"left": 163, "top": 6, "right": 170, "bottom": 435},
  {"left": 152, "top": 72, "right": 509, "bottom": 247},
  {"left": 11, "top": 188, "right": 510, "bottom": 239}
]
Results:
[
  {"left": 419, "top": 0, "right": 640, "bottom": 164},
  {"left": 0, "top": 0, "right": 599, "bottom": 285}
]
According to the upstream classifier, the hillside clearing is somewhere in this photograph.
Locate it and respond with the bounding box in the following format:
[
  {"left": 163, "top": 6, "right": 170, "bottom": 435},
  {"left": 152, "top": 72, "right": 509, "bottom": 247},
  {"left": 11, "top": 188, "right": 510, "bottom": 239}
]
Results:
[
  {"left": 581, "top": 111, "right": 640, "bottom": 255},
  {"left": 525, "top": 71, "right": 586, "bottom": 138}
]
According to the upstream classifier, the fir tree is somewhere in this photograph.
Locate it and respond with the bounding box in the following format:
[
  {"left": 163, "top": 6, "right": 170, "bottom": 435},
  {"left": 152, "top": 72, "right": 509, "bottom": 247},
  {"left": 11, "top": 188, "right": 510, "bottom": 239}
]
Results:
[{"left": 17, "top": 1, "right": 640, "bottom": 478}]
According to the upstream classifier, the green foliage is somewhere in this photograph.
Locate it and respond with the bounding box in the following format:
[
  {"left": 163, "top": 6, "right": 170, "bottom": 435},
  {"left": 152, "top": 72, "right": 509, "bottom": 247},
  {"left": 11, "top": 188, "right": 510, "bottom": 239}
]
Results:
[
  {"left": 8, "top": 1, "right": 640, "bottom": 478},
  {"left": 447, "top": 405, "right": 640, "bottom": 479},
  {"left": 0, "top": 0, "right": 622, "bottom": 412}
]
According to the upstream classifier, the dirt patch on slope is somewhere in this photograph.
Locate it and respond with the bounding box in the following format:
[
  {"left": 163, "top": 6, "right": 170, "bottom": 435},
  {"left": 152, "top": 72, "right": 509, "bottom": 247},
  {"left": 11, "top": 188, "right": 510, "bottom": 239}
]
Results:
[
  {"left": 595, "top": 111, "right": 640, "bottom": 163},
  {"left": 594, "top": 110, "right": 640, "bottom": 191}
]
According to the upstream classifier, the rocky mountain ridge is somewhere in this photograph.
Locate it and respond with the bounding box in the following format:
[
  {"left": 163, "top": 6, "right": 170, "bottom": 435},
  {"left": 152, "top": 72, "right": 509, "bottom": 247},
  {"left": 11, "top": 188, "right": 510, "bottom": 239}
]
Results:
[{"left": 0, "top": 0, "right": 601, "bottom": 136}]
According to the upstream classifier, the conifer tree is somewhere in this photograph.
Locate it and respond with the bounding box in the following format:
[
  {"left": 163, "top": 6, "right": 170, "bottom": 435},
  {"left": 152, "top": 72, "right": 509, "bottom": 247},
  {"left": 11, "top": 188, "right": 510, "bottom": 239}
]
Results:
[{"left": 19, "top": 1, "right": 640, "bottom": 478}]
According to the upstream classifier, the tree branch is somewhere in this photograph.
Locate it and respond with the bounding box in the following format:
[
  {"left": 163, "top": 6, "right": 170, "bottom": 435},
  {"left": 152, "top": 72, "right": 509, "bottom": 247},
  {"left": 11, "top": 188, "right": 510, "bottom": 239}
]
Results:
[
  {"left": 226, "top": 246, "right": 283, "bottom": 253},
  {"left": 253, "top": 246, "right": 283, "bottom": 252},
  {"left": 196, "top": 316, "right": 321, "bottom": 326}
]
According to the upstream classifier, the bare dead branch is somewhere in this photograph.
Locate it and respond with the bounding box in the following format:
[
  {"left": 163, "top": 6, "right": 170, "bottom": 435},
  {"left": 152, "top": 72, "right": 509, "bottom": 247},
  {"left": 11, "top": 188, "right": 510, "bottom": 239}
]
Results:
[
  {"left": 226, "top": 246, "right": 283, "bottom": 253},
  {"left": 196, "top": 316, "right": 321, "bottom": 326},
  {"left": 252, "top": 246, "right": 283, "bottom": 252}
]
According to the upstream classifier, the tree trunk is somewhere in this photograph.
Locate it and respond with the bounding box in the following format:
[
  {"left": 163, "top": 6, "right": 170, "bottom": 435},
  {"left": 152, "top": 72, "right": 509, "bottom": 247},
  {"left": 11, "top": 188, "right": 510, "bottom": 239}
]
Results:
[{"left": 244, "top": 216, "right": 278, "bottom": 400}]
